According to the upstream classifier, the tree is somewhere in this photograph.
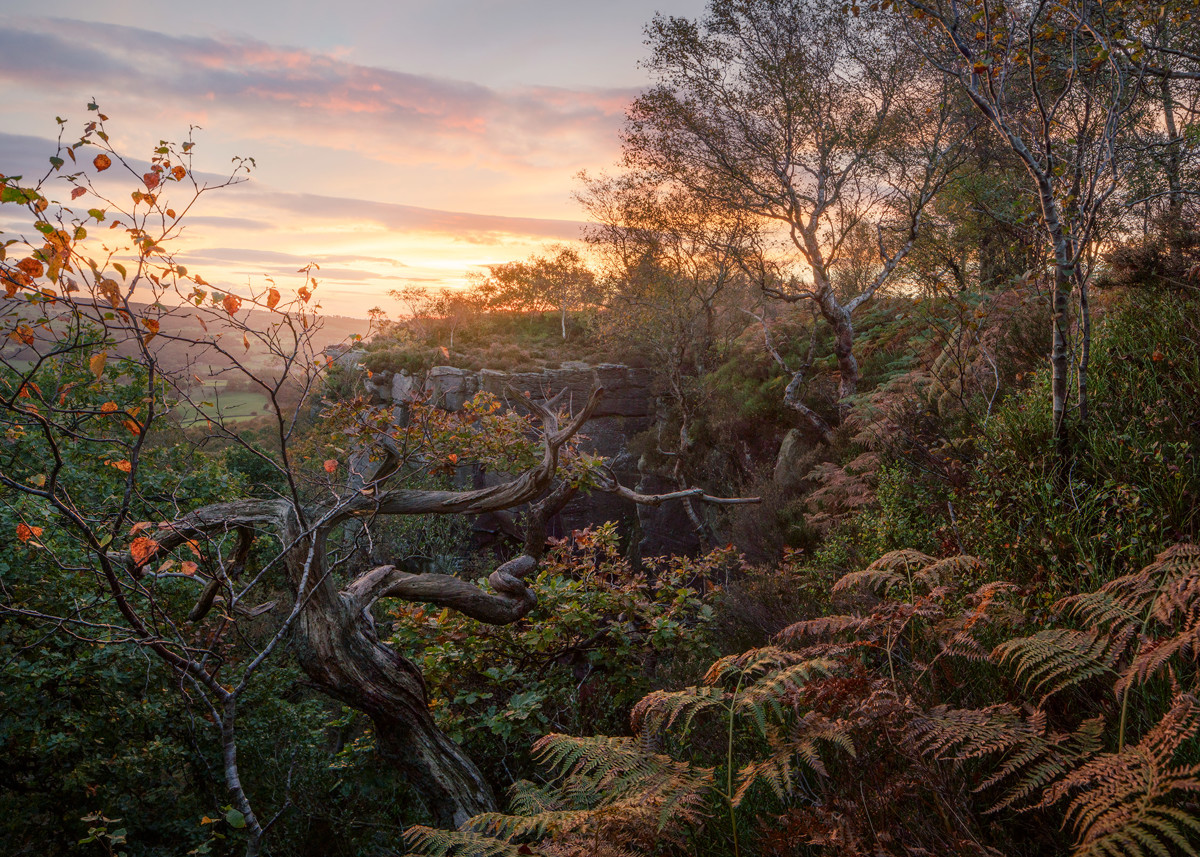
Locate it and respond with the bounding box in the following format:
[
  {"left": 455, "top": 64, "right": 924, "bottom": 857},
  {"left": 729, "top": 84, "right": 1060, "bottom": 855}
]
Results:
[
  {"left": 0, "top": 111, "right": 754, "bottom": 853},
  {"left": 896, "top": 0, "right": 1154, "bottom": 445},
  {"left": 473, "top": 246, "right": 600, "bottom": 340},
  {"left": 622, "top": 0, "right": 965, "bottom": 428},
  {"left": 578, "top": 171, "right": 758, "bottom": 511}
]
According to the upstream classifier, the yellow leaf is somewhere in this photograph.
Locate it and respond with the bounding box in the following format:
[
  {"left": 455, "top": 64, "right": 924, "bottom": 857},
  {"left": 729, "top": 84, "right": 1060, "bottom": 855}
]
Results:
[{"left": 89, "top": 352, "right": 107, "bottom": 379}]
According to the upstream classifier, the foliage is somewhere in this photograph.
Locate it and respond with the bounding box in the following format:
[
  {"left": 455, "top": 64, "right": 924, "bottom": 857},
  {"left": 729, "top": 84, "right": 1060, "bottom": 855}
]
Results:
[
  {"left": 389, "top": 524, "right": 725, "bottom": 784},
  {"left": 418, "top": 546, "right": 1200, "bottom": 857}
]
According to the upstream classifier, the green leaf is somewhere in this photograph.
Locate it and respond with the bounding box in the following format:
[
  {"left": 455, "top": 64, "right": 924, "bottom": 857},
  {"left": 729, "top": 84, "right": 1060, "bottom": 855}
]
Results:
[
  {"left": 225, "top": 809, "right": 245, "bottom": 829},
  {"left": 49, "top": 156, "right": 64, "bottom": 170},
  {"left": 34, "top": 222, "right": 54, "bottom": 235},
  {"left": 113, "top": 262, "right": 127, "bottom": 280},
  {"left": 88, "top": 208, "right": 106, "bottom": 221}
]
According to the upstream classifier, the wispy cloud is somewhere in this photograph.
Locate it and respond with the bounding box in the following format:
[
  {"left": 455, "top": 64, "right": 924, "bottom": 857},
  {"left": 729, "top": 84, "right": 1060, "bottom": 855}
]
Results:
[{"left": 0, "top": 17, "right": 633, "bottom": 179}]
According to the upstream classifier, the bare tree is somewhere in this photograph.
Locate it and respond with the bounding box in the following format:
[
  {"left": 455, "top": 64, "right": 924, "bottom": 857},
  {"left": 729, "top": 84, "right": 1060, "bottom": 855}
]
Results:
[
  {"left": 0, "top": 112, "right": 756, "bottom": 853},
  {"left": 622, "top": 0, "right": 965, "bottom": 429}
]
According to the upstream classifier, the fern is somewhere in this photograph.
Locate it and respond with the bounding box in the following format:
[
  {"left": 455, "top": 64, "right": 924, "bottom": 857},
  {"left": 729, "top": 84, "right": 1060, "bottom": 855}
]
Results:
[
  {"left": 1040, "top": 693, "right": 1200, "bottom": 857},
  {"left": 993, "top": 629, "right": 1126, "bottom": 699},
  {"left": 406, "top": 826, "right": 536, "bottom": 857},
  {"left": 832, "top": 548, "right": 936, "bottom": 595}
]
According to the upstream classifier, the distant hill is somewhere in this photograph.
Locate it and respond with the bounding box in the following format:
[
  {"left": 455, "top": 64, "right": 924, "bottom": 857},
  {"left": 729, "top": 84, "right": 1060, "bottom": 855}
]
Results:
[{"left": 1, "top": 296, "right": 370, "bottom": 379}]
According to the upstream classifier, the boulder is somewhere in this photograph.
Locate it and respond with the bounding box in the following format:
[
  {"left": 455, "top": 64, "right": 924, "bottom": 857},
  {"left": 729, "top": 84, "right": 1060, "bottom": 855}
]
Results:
[{"left": 425, "top": 366, "right": 478, "bottom": 411}]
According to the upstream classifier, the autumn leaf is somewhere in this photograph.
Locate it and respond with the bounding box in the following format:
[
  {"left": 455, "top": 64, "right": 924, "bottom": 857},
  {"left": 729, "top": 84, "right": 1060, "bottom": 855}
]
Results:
[
  {"left": 93, "top": 153, "right": 111, "bottom": 171},
  {"left": 440, "top": 346, "right": 450, "bottom": 359},
  {"left": 121, "top": 418, "right": 142, "bottom": 435},
  {"left": 222, "top": 293, "right": 241, "bottom": 315},
  {"left": 181, "top": 561, "right": 199, "bottom": 576},
  {"left": 12, "top": 325, "right": 34, "bottom": 346},
  {"left": 266, "top": 287, "right": 280, "bottom": 310},
  {"left": 108, "top": 459, "right": 132, "bottom": 473},
  {"left": 171, "top": 166, "right": 186, "bottom": 181},
  {"left": 142, "top": 317, "right": 160, "bottom": 346},
  {"left": 71, "top": 187, "right": 87, "bottom": 200},
  {"left": 130, "top": 536, "right": 159, "bottom": 567},
  {"left": 99, "top": 401, "right": 118, "bottom": 413},
  {"left": 16, "top": 523, "right": 43, "bottom": 544},
  {"left": 16, "top": 257, "right": 44, "bottom": 279},
  {"left": 298, "top": 286, "right": 311, "bottom": 302},
  {"left": 89, "top": 352, "right": 108, "bottom": 379},
  {"left": 143, "top": 172, "right": 160, "bottom": 191},
  {"left": 323, "top": 459, "right": 338, "bottom": 474},
  {"left": 129, "top": 521, "right": 153, "bottom": 535},
  {"left": 243, "top": 333, "right": 250, "bottom": 351}
]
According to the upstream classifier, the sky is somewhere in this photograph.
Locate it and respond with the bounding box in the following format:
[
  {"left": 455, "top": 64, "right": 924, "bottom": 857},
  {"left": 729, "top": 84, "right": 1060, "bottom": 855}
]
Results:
[{"left": 0, "top": 1, "right": 706, "bottom": 317}]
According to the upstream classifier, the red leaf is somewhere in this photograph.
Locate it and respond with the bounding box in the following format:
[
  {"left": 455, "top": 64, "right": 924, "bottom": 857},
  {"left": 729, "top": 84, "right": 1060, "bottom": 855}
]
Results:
[
  {"left": 143, "top": 172, "right": 160, "bottom": 191},
  {"left": 222, "top": 294, "right": 241, "bottom": 315},
  {"left": 323, "top": 459, "right": 338, "bottom": 474},
  {"left": 71, "top": 186, "right": 87, "bottom": 200}
]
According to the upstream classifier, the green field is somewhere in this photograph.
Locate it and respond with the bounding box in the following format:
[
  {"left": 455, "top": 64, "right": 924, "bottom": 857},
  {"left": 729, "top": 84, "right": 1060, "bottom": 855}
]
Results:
[{"left": 171, "top": 383, "right": 273, "bottom": 426}]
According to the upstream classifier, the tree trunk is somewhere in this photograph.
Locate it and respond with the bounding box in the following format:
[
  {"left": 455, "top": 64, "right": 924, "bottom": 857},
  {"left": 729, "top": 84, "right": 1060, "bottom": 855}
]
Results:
[
  {"left": 294, "top": 597, "right": 496, "bottom": 827},
  {"left": 1051, "top": 263, "right": 1072, "bottom": 452}
]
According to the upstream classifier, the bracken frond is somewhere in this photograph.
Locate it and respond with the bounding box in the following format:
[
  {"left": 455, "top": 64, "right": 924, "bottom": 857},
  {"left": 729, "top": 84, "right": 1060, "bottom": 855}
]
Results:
[
  {"left": 993, "top": 628, "right": 1124, "bottom": 699},
  {"left": 1040, "top": 693, "right": 1200, "bottom": 857},
  {"left": 732, "top": 710, "right": 853, "bottom": 806},
  {"left": 405, "top": 826, "right": 537, "bottom": 857},
  {"left": 832, "top": 548, "right": 936, "bottom": 595},
  {"left": 909, "top": 704, "right": 1105, "bottom": 813},
  {"left": 631, "top": 685, "right": 728, "bottom": 736}
]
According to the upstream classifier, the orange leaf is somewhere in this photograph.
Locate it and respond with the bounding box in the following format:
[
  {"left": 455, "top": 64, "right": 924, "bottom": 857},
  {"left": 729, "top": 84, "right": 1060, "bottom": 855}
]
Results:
[
  {"left": 100, "top": 401, "right": 118, "bottom": 413},
  {"left": 142, "top": 317, "right": 159, "bottom": 346},
  {"left": 89, "top": 352, "right": 108, "bottom": 379},
  {"left": 323, "top": 459, "right": 338, "bottom": 474},
  {"left": 142, "top": 172, "right": 160, "bottom": 191},
  {"left": 181, "top": 561, "right": 199, "bottom": 576},
  {"left": 122, "top": 418, "right": 142, "bottom": 435},
  {"left": 266, "top": 287, "right": 280, "bottom": 310},
  {"left": 130, "top": 536, "right": 159, "bottom": 567},
  {"left": 71, "top": 187, "right": 87, "bottom": 200},
  {"left": 129, "top": 521, "right": 153, "bottom": 535},
  {"left": 16, "top": 257, "right": 44, "bottom": 279},
  {"left": 171, "top": 166, "right": 186, "bottom": 181},
  {"left": 93, "top": 153, "right": 111, "bottom": 171},
  {"left": 108, "top": 459, "right": 132, "bottom": 473},
  {"left": 222, "top": 294, "right": 241, "bottom": 315},
  {"left": 16, "top": 523, "right": 43, "bottom": 544}
]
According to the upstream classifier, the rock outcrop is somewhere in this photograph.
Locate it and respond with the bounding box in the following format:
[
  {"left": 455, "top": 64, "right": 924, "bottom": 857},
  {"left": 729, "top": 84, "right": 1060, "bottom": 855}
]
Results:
[{"left": 360, "top": 362, "right": 696, "bottom": 556}]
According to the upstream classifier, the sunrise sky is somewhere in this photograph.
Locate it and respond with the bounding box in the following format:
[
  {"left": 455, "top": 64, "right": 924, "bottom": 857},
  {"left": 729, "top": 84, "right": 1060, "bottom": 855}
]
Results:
[{"left": 0, "top": 1, "right": 705, "bottom": 317}]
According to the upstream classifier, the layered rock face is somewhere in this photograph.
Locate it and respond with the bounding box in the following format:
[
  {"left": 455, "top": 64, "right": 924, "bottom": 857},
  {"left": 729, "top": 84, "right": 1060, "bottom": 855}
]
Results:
[{"left": 362, "top": 363, "right": 695, "bottom": 556}]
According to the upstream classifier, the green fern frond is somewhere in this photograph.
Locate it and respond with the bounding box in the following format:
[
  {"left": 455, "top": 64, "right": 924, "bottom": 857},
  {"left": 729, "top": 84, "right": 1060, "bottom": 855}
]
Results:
[{"left": 993, "top": 629, "right": 1124, "bottom": 698}]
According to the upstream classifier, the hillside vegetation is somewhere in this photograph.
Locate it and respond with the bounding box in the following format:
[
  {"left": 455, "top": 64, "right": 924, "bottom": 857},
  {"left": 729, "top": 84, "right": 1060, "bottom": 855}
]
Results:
[{"left": 2, "top": 1, "right": 1199, "bottom": 856}]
